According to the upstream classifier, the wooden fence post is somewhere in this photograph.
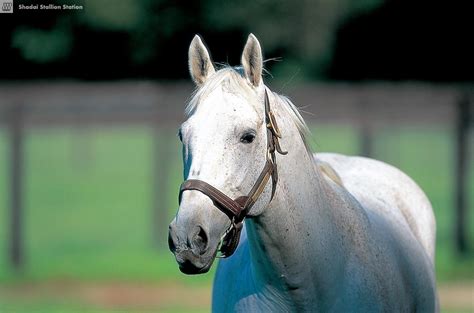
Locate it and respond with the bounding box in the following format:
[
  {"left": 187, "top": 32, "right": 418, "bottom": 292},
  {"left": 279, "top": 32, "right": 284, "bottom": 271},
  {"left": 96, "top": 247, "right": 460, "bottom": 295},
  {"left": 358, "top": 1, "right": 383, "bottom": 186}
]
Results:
[
  {"left": 8, "top": 102, "right": 25, "bottom": 269},
  {"left": 454, "top": 93, "right": 471, "bottom": 254},
  {"left": 360, "top": 123, "right": 374, "bottom": 158},
  {"left": 153, "top": 126, "right": 172, "bottom": 250},
  {"left": 359, "top": 100, "right": 374, "bottom": 157}
]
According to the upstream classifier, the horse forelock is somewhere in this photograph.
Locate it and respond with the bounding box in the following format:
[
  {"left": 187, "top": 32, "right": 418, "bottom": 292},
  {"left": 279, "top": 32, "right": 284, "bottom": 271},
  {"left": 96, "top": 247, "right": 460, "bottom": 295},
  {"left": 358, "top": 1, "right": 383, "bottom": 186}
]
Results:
[
  {"left": 186, "top": 66, "right": 313, "bottom": 156},
  {"left": 185, "top": 67, "right": 248, "bottom": 117}
]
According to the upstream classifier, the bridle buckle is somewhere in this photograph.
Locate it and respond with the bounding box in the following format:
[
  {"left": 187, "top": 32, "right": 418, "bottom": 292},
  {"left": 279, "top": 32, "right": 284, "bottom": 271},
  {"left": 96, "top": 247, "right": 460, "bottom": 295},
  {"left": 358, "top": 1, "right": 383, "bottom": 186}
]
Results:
[
  {"left": 267, "top": 110, "right": 282, "bottom": 138},
  {"left": 216, "top": 217, "right": 243, "bottom": 258}
]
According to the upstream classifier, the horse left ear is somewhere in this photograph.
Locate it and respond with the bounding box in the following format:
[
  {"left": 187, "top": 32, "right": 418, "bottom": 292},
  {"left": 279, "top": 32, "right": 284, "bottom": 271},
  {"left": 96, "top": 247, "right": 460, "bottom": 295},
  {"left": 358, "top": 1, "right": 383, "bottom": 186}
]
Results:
[
  {"left": 189, "top": 35, "right": 215, "bottom": 86},
  {"left": 241, "top": 34, "right": 263, "bottom": 87}
]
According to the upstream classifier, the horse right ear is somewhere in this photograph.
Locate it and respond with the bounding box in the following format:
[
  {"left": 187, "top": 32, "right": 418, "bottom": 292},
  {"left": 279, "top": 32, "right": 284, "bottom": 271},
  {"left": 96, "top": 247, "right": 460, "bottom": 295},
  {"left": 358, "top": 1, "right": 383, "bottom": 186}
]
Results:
[
  {"left": 241, "top": 33, "right": 263, "bottom": 87},
  {"left": 188, "top": 35, "right": 215, "bottom": 86}
]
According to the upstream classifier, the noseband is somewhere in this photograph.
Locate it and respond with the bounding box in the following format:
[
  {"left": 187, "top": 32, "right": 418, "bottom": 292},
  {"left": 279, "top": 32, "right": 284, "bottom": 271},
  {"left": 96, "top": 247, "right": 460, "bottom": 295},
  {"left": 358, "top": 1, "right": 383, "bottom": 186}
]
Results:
[{"left": 178, "top": 89, "right": 287, "bottom": 257}]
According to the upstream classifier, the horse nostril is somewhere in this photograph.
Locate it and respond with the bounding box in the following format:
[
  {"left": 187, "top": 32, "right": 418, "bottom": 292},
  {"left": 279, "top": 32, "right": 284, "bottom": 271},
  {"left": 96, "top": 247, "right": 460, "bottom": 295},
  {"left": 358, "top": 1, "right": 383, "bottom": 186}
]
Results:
[
  {"left": 192, "top": 226, "right": 209, "bottom": 255},
  {"left": 168, "top": 224, "right": 178, "bottom": 253},
  {"left": 168, "top": 233, "right": 177, "bottom": 253}
]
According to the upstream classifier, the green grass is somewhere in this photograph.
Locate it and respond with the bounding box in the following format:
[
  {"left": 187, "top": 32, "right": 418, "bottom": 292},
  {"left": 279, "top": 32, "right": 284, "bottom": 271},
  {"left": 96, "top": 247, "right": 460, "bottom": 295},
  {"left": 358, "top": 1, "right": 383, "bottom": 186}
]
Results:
[
  {"left": 0, "top": 126, "right": 212, "bottom": 286},
  {"left": 0, "top": 304, "right": 209, "bottom": 313},
  {"left": 0, "top": 124, "right": 473, "bottom": 285}
]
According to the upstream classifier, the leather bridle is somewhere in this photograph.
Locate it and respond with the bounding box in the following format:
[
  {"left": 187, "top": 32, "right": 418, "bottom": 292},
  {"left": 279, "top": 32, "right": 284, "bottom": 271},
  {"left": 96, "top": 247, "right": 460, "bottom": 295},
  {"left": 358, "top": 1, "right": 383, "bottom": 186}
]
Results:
[{"left": 178, "top": 89, "right": 287, "bottom": 258}]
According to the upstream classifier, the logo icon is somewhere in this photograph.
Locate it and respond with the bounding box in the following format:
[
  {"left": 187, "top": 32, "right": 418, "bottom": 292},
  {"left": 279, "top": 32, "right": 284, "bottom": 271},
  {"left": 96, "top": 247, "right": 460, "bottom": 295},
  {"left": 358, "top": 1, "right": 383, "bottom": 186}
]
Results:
[{"left": 1, "top": 0, "right": 13, "bottom": 13}]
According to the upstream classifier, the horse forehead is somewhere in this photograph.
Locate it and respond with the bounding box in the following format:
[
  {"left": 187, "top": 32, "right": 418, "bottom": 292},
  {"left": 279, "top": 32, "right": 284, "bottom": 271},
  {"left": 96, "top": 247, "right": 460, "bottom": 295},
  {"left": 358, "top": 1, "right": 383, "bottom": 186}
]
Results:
[{"left": 191, "top": 88, "right": 260, "bottom": 125}]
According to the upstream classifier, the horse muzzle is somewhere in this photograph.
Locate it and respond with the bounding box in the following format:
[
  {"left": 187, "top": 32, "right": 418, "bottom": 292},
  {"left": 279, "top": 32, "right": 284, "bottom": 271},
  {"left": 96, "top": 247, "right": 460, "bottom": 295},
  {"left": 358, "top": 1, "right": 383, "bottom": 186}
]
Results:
[{"left": 168, "top": 220, "right": 217, "bottom": 274}]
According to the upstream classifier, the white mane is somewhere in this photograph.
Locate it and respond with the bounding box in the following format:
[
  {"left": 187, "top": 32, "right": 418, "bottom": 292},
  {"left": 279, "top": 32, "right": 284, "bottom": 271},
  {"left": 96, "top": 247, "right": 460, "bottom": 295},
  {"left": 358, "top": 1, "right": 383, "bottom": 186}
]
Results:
[{"left": 185, "top": 67, "right": 312, "bottom": 153}]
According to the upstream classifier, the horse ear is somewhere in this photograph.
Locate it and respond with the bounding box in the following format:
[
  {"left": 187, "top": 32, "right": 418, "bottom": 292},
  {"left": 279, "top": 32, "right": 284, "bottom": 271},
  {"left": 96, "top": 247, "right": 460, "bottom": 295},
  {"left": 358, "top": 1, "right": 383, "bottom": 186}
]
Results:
[
  {"left": 188, "top": 35, "right": 215, "bottom": 86},
  {"left": 241, "top": 34, "right": 263, "bottom": 87}
]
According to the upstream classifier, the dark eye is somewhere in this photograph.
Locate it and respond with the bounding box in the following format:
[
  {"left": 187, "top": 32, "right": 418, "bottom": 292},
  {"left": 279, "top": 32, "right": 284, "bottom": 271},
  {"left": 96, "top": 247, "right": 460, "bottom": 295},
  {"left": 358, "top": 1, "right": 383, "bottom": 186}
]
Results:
[
  {"left": 240, "top": 132, "right": 256, "bottom": 144},
  {"left": 177, "top": 129, "right": 183, "bottom": 142}
]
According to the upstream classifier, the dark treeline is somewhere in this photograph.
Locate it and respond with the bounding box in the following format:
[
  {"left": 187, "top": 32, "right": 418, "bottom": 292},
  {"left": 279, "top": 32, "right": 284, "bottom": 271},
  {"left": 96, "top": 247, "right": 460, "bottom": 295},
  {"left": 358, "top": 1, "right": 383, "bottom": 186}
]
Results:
[{"left": 0, "top": 0, "right": 471, "bottom": 81}]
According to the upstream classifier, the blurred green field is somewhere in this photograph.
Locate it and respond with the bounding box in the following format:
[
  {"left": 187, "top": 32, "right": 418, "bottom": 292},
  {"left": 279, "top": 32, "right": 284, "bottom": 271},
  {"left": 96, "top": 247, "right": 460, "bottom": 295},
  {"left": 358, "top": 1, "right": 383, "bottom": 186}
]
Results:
[
  {"left": 0, "top": 124, "right": 473, "bottom": 312},
  {"left": 0, "top": 126, "right": 210, "bottom": 284}
]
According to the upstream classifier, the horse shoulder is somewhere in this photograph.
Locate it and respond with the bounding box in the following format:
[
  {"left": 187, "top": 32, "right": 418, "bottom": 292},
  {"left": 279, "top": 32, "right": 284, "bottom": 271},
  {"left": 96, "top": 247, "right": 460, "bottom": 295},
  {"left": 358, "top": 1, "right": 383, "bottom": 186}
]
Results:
[
  {"left": 314, "top": 152, "right": 436, "bottom": 263},
  {"left": 315, "top": 152, "right": 438, "bottom": 311}
]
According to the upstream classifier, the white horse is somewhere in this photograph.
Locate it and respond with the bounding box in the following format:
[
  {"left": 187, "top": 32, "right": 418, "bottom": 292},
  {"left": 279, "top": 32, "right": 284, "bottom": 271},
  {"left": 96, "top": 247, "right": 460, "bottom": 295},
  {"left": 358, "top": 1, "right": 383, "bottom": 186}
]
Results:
[{"left": 168, "top": 34, "right": 438, "bottom": 312}]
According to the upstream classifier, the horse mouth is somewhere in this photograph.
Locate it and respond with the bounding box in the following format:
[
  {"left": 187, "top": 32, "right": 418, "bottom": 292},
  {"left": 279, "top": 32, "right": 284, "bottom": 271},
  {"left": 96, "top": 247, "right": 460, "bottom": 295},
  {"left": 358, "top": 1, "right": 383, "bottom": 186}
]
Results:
[
  {"left": 179, "top": 259, "right": 213, "bottom": 275},
  {"left": 175, "top": 248, "right": 217, "bottom": 275}
]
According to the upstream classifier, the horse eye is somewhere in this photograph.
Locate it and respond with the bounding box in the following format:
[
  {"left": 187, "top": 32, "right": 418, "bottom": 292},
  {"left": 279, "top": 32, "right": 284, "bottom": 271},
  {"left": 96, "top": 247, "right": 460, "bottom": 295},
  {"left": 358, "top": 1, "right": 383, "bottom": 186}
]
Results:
[
  {"left": 240, "top": 132, "right": 256, "bottom": 144},
  {"left": 177, "top": 130, "right": 183, "bottom": 142}
]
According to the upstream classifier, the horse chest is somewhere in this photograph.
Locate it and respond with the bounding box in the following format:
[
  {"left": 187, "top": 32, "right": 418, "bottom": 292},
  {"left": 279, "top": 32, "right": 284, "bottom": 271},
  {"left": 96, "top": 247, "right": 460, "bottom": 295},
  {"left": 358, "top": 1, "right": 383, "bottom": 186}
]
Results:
[{"left": 213, "top": 239, "right": 317, "bottom": 312}]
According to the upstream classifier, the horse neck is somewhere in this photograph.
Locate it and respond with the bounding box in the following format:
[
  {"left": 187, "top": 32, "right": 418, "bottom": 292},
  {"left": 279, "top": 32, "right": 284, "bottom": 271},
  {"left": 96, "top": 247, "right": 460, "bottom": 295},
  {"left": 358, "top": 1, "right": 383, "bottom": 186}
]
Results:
[{"left": 244, "top": 94, "right": 347, "bottom": 308}]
